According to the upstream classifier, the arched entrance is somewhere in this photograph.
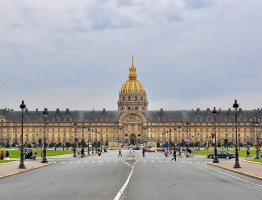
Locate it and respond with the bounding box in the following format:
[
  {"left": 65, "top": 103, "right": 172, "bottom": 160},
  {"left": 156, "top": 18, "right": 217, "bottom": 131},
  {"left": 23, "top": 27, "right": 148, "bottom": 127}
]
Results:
[{"left": 130, "top": 133, "right": 136, "bottom": 145}]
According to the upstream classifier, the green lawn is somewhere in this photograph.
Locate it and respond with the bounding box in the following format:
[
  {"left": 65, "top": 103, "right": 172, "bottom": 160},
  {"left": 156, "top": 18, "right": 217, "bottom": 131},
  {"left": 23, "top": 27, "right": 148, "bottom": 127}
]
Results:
[
  {"left": 247, "top": 159, "right": 262, "bottom": 163},
  {"left": 0, "top": 160, "right": 15, "bottom": 163},
  {"left": 196, "top": 150, "right": 257, "bottom": 157},
  {"left": 1, "top": 150, "right": 73, "bottom": 158}
]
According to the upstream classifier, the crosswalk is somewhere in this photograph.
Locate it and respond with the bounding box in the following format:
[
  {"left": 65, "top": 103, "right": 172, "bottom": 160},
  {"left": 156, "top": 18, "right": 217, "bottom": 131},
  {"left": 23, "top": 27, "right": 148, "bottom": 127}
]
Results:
[{"left": 58, "top": 159, "right": 204, "bottom": 165}]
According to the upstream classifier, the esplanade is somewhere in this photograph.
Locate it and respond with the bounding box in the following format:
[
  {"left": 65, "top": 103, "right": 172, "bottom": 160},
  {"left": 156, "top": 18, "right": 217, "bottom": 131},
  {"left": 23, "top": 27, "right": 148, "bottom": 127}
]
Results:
[{"left": 0, "top": 57, "right": 261, "bottom": 148}]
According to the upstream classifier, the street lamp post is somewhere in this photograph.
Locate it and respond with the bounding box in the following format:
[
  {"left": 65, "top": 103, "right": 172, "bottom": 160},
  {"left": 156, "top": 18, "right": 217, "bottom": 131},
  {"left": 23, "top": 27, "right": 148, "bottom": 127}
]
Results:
[
  {"left": 178, "top": 125, "right": 181, "bottom": 156},
  {"left": 73, "top": 123, "right": 77, "bottom": 157},
  {"left": 42, "top": 108, "right": 48, "bottom": 163},
  {"left": 92, "top": 129, "right": 94, "bottom": 154},
  {"left": 82, "top": 124, "right": 85, "bottom": 156},
  {"left": 186, "top": 120, "right": 189, "bottom": 152},
  {"left": 18, "top": 100, "right": 26, "bottom": 169},
  {"left": 63, "top": 125, "right": 66, "bottom": 151},
  {"left": 233, "top": 100, "right": 241, "bottom": 168},
  {"left": 212, "top": 107, "right": 219, "bottom": 163},
  {"left": 87, "top": 128, "right": 90, "bottom": 155}
]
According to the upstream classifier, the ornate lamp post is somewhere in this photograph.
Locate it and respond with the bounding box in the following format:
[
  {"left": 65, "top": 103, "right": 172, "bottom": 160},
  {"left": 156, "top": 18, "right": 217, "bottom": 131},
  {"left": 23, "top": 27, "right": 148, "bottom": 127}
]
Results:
[
  {"left": 92, "top": 129, "right": 94, "bottom": 154},
  {"left": 233, "top": 100, "right": 241, "bottom": 168},
  {"left": 82, "top": 124, "right": 85, "bottom": 156},
  {"left": 18, "top": 100, "right": 26, "bottom": 169},
  {"left": 212, "top": 107, "right": 219, "bottom": 163},
  {"left": 174, "top": 128, "right": 177, "bottom": 147},
  {"left": 73, "top": 123, "right": 77, "bottom": 157},
  {"left": 63, "top": 125, "right": 66, "bottom": 151},
  {"left": 186, "top": 120, "right": 189, "bottom": 152},
  {"left": 87, "top": 128, "right": 90, "bottom": 155},
  {"left": 42, "top": 108, "right": 49, "bottom": 163},
  {"left": 178, "top": 125, "right": 181, "bottom": 156}
]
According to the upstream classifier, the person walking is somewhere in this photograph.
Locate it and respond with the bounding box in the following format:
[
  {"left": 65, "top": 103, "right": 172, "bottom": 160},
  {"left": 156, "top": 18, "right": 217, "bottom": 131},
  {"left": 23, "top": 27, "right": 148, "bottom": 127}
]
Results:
[
  {"left": 5, "top": 150, "right": 9, "bottom": 160},
  {"left": 246, "top": 149, "right": 251, "bottom": 158},
  {"left": 1, "top": 151, "right": 4, "bottom": 160},
  {"left": 142, "top": 148, "right": 145, "bottom": 157},
  {"left": 118, "top": 149, "right": 122, "bottom": 157},
  {"left": 172, "top": 149, "right": 176, "bottom": 161},
  {"left": 165, "top": 148, "right": 168, "bottom": 158}
]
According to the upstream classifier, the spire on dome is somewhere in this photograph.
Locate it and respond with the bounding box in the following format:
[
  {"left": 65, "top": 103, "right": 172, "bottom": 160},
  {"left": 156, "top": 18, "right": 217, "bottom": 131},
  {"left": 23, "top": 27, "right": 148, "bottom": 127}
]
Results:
[{"left": 129, "top": 55, "right": 137, "bottom": 80}]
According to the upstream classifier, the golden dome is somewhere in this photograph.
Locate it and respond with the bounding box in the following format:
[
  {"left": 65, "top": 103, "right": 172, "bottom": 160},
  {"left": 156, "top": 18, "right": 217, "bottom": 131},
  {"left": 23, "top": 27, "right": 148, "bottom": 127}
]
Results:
[{"left": 120, "top": 56, "right": 146, "bottom": 94}]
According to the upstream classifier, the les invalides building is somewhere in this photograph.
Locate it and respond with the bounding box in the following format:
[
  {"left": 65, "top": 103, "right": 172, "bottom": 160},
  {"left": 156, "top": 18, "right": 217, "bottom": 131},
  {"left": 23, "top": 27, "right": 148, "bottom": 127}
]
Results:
[{"left": 0, "top": 57, "right": 261, "bottom": 148}]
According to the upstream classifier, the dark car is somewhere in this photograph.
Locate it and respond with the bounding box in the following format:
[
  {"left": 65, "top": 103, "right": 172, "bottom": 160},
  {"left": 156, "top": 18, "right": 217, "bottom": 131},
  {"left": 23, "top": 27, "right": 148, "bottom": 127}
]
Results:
[{"left": 207, "top": 151, "right": 234, "bottom": 159}]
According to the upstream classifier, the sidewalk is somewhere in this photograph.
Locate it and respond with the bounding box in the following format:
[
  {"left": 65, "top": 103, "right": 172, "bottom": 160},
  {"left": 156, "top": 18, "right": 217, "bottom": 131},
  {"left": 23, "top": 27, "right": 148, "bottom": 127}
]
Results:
[
  {"left": 0, "top": 160, "right": 54, "bottom": 179},
  {"left": 207, "top": 158, "right": 262, "bottom": 181},
  {"left": 0, "top": 153, "right": 98, "bottom": 179}
]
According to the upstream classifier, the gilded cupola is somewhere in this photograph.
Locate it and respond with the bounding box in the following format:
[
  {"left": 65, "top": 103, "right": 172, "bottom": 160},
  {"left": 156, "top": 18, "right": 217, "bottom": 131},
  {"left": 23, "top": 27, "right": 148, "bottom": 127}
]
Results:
[{"left": 120, "top": 56, "right": 146, "bottom": 94}]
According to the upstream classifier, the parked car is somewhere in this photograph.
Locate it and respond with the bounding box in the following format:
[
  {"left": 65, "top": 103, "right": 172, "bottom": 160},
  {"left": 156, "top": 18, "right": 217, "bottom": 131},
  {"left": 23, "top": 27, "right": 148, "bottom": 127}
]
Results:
[
  {"left": 145, "top": 147, "right": 156, "bottom": 152},
  {"left": 207, "top": 151, "right": 234, "bottom": 159},
  {"left": 132, "top": 146, "right": 140, "bottom": 150}
]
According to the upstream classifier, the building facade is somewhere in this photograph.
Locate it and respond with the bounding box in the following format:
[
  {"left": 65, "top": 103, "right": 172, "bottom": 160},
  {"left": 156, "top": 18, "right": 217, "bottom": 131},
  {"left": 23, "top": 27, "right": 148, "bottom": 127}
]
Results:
[{"left": 0, "top": 57, "right": 261, "bottom": 148}]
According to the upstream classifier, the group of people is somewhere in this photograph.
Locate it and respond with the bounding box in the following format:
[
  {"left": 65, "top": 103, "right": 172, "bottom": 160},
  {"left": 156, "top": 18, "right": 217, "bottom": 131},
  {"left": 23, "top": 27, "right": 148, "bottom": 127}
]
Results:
[{"left": 0, "top": 151, "right": 9, "bottom": 160}]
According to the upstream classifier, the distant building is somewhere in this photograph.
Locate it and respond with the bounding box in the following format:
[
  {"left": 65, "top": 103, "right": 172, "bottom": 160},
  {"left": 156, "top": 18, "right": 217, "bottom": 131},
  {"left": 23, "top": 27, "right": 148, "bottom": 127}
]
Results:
[{"left": 0, "top": 57, "right": 261, "bottom": 148}]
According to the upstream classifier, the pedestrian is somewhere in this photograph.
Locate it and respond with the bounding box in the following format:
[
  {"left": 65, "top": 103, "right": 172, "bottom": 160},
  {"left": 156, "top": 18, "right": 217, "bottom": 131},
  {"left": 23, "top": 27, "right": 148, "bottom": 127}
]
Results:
[
  {"left": 118, "top": 149, "right": 122, "bottom": 157},
  {"left": 246, "top": 149, "right": 251, "bottom": 158},
  {"left": 5, "top": 151, "right": 9, "bottom": 160},
  {"left": 0, "top": 151, "right": 4, "bottom": 160},
  {"left": 142, "top": 148, "right": 145, "bottom": 157},
  {"left": 172, "top": 149, "right": 176, "bottom": 161},
  {"left": 41, "top": 150, "right": 43, "bottom": 158},
  {"left": 165, "top": 149, "right": 168, "bottom": 158}
]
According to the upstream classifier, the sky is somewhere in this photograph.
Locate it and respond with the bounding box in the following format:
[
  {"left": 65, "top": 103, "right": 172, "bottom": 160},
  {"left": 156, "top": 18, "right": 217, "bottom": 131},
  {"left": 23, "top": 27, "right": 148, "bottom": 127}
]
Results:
[{"left": 1, "top": 0, "right": 262, "bottom": 112}]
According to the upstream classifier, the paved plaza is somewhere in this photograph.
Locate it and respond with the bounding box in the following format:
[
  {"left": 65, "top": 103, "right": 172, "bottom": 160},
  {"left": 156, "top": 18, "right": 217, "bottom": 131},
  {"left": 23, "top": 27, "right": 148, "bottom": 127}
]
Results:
[{"left": 0, "top": 150, "right": 261, "bottom": 200}]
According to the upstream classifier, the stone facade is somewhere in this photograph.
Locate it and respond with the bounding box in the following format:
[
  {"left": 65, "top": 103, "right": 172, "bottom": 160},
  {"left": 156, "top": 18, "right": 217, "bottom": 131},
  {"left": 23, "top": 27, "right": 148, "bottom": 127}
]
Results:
[{"left": 0, "top": 58, "right": 261, "bottom": 148}]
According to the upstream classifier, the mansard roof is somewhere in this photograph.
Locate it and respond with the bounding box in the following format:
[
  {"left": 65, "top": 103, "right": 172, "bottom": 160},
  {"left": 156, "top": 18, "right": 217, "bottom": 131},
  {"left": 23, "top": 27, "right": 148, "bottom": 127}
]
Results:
[{"left": 1, "top": 108, "right": 261, "bottom": 123}]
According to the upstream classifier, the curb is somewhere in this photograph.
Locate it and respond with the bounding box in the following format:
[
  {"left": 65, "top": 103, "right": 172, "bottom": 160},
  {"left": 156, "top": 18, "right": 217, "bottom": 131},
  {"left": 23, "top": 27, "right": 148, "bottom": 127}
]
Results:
[
  {"left": 0, "top": 162, "right": 55, "bottom": 180},
  {"left": 207, "top": 163, "right": 262, "bottom": 181},
  {"left": 243, "top": 159, "right": 262, "bottom": 165}
]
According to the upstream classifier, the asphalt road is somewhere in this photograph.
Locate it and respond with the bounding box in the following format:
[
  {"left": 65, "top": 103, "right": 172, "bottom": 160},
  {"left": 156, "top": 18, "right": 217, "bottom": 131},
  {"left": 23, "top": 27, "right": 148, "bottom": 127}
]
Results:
[{"left": 0, "top": 150, "right": 261, "bottom": 200}]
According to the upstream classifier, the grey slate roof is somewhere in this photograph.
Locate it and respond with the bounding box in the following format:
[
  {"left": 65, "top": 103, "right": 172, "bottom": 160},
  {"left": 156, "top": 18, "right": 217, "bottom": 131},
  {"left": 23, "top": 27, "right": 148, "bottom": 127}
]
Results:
[{"left": 1, "top": 108, "right": 261, "bottom": 123}]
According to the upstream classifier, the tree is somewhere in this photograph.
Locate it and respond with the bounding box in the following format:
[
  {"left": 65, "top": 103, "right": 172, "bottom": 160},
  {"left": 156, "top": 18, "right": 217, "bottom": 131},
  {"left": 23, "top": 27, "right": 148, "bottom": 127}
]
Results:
[
  {"left": 6, "top": 143, "right": 10, "bottom": 148},
  {"left": 157, "top": 142, "right": 160, "bottom": 148}
]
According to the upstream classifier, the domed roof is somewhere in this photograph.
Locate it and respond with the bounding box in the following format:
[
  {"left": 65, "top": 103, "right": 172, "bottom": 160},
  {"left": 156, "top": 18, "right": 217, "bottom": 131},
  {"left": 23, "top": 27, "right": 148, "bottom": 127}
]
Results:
[
  {"left": 120, "top": 56, "right": 146, "bottom": 94},
  {"left": 121, "top": 79, "right": 145, "bottom": 93}
]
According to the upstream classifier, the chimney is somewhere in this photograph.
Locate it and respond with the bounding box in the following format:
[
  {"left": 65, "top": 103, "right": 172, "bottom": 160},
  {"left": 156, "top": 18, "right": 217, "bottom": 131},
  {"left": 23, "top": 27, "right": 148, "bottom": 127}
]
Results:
[
  {"left": 103, "top": 108, "right": 106, "bottom": 115},
  {"left": 25, "top": 108, "right": 29, "bottom": 116},
  {"left": 257, "top": 108, "right": 261, "bottom": 115},
  {"left": 219, "top": 108, "right": 222, "bottom": 115},
  {"left": 160, "top": 108, "right": 164, "bottom": 117},
  {"left": 207, "top": 108, "right": 210, "bottom": 116},
  {"left": 66, "top": 108, "right": 70, "bottom": 117},
  {"left": 239, "top": 108, "right": 242, "bottom": 116},
  {"left": 196, "top": 108, "right": 200, "bottom": 116},
  {"left": 56, "top": 108, "right": 60, "bottom": 118}
]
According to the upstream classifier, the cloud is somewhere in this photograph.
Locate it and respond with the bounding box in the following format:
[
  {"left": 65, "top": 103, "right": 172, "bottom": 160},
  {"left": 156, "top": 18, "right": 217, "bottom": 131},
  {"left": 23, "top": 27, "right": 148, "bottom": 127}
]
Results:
[{"left": 0, "top": 0, "right": 262, "bottom": 111}]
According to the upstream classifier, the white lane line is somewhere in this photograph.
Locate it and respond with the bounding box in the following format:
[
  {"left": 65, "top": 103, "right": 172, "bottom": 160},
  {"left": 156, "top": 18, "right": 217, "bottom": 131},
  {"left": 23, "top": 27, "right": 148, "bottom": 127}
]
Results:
[
  {"left": 144, "top": 161, "right": 147, "bottom": 163},
  {"left": 203, "top": 164, "right": 262, "bottom": 187},
  {"left": 151, "top": 160, "right": 155, "bottom": 162},
  {"left": 69, "top": 162, "right": 73, "bottom": 164},
  {"left": 188, "top": 161, "right": 192, "bottom": 164},
  {"left": 195, "top": 162, "right": 199, "bottom": 164},
  {"left": 61, "top": 162, "right": 66, "bottom": 164},
  {"left": 159, "top": 161, "right": 162, "bottom": 162},
  {"left": 84, "top": 161, "right": 88, "bottom": 163},
  {"left": 98, "top": 160, "right": 102, "bottom": 162},
  {"left": 166, "top": 161, "right": 170, "bottom": 163},
  {"left": 76, "top": 161, "right": 80, "bottom": 163},
  {"left": 91, "top": 161, "right": 95, "bottom": 163},
  {"left": 114, "top": 162, "right": 136, "bottom": 200}
]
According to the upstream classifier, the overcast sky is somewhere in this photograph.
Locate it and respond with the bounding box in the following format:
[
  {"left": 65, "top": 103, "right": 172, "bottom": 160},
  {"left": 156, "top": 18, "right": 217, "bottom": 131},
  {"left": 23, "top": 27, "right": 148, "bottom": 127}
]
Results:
[{"left": 1, "top": 0, "right": 262, "bottom": 112}]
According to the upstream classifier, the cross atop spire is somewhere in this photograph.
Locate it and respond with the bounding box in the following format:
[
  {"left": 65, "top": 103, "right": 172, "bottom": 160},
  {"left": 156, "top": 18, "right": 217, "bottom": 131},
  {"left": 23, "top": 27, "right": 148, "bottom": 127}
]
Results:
[{"left": 129, "top": 55, "right": 137, "bottom": 80}]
